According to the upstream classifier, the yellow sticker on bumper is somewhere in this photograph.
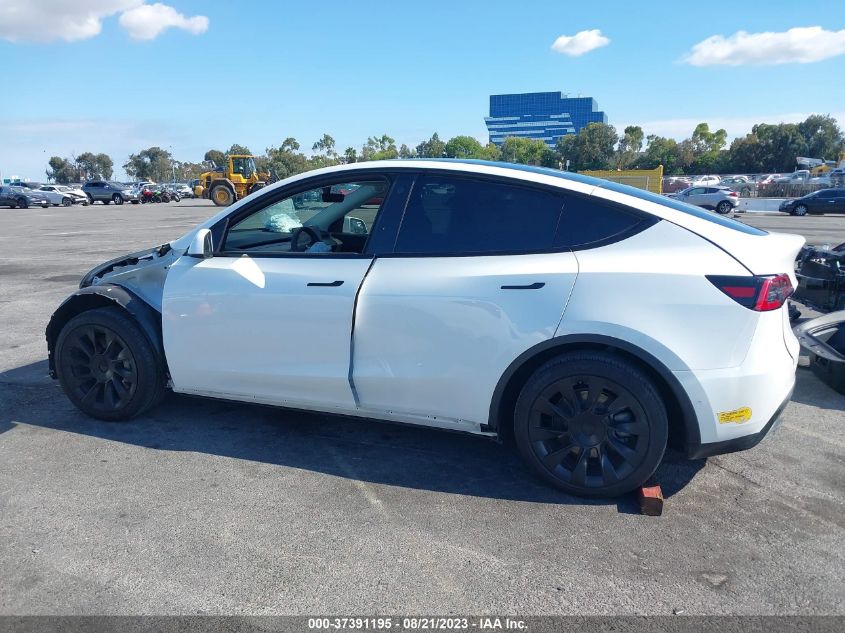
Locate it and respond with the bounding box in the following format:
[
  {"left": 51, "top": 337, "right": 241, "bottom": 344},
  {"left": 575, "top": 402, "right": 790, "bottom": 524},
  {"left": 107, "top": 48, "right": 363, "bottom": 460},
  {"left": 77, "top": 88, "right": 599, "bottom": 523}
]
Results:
[{"left": 718, "top": 407, "right": 752, "bottom": 424}]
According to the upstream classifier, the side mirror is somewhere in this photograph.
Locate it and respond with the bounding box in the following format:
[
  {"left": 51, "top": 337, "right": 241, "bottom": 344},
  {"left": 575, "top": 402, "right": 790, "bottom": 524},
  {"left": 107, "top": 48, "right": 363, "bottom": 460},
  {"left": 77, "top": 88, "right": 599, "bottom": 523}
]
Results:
[{"left": 187, "top": 228, "right": 213, "bottom": 258}]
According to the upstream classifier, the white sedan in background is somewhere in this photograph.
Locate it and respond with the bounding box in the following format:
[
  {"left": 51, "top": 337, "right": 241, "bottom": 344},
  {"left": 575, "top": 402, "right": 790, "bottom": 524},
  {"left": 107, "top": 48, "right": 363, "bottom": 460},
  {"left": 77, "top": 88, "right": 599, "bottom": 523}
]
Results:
[{"left": 39, "top": 184, "right": 89, "bottom": 205}]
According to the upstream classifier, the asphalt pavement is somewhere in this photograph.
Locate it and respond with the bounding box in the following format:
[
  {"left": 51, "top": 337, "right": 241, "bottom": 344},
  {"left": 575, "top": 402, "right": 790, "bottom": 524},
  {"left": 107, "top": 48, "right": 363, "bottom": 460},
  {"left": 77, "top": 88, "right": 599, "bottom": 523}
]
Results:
[{"left": 0, "top": 200, "right": 843, "bottom": 615}]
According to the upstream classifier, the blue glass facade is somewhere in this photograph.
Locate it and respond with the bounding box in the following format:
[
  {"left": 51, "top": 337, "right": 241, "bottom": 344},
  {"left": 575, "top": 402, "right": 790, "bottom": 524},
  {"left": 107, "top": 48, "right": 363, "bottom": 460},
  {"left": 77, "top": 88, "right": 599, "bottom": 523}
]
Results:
[{"left": 485, "top": 92, "right": 608, "bottom": 148}]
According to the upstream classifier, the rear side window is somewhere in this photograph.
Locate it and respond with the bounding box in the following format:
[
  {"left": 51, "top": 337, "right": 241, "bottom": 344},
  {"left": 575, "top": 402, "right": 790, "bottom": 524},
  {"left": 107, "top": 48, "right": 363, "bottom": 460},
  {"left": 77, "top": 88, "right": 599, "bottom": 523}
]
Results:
[
  {"left": 554, "top": 194, "right": 655, "bottom": 249},
  {"left": 597, "top": 180, "right": 767, "bottom": 236},
  {"left": 395, "top": 175, "right": 563, "bottom": 255}
]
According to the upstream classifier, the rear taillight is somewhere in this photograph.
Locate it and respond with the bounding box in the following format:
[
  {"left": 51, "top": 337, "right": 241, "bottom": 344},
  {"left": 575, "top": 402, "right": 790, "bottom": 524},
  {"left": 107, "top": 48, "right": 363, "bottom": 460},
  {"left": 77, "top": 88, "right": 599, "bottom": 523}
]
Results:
[
  {"left": 729, "top": 191, "right": 738, "bottom": 197},
  {"left": 707, "top": 274, "right": 794, "bottom": 311}
]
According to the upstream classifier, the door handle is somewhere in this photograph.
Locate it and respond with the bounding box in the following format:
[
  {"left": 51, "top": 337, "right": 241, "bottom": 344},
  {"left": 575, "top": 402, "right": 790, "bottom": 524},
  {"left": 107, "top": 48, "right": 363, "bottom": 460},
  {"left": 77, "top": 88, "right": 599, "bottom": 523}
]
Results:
[
  {"left": 501, "top": 282, "right": 545, "bottom": 290},
  {"left": 307, "top": 280, "right": 344, "bottom": 287}
]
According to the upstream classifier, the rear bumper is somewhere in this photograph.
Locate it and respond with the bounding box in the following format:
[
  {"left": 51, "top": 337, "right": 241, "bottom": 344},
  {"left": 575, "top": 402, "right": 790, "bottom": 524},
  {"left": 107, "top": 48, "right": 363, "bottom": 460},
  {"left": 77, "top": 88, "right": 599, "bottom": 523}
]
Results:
[{"left": 687, "top": 386, "right": 793, "bottom": 459}]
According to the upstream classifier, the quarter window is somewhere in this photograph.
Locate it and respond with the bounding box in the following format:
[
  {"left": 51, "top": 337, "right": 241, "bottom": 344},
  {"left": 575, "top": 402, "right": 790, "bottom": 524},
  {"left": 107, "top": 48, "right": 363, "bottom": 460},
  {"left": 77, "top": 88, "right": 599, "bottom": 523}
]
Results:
[
  {"left": 555, "top": 194, "right": 653, "bottom": 249},
  {"left": 395, "top": 175, "right": 564, "bottom": 254}
]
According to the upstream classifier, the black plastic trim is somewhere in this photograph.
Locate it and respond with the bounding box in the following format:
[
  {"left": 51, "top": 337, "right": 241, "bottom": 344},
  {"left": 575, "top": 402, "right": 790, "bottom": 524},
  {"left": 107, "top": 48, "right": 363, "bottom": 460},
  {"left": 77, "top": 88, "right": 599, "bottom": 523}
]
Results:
[
  {"left": 46, "top": 284, "right": 164, "bottom": 378},
  {"left": 485, "top": 334, "right": 701, "bottom": 451},
  {"left": 687, "top": 386, "right": 793, "bottom": 459}
]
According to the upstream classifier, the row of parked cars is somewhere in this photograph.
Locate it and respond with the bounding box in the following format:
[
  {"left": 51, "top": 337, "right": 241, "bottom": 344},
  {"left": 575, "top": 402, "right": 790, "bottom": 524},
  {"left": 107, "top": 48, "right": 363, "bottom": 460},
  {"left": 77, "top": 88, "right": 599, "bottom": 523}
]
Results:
[
  {"left": 0, "top": 180, "right": 194, "bottom": 209},
  {"left": 663, "top": 172, "right": 840, "bottom": 197}
]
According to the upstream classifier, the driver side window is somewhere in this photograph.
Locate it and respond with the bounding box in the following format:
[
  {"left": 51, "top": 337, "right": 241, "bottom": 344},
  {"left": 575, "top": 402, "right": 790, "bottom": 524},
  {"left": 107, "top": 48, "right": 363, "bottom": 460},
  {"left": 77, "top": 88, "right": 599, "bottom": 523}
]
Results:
[{"left": 222, "top": 179, "right": 388, "bottom": 255}]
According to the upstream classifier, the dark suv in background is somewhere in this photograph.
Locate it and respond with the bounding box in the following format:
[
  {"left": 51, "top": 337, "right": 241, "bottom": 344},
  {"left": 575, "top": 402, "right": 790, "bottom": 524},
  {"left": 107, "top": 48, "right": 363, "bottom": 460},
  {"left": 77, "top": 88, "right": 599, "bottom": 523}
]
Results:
[{"left": 82, "top": 181, "right": 139, "bottom": 205}]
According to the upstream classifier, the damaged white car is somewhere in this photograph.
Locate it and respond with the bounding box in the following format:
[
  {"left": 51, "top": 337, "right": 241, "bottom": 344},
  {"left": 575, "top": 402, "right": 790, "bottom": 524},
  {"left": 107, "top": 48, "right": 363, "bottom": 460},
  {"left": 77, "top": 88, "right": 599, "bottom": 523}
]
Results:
[{"left": 47, "top": 160, "right": 803, "bottom": 497}]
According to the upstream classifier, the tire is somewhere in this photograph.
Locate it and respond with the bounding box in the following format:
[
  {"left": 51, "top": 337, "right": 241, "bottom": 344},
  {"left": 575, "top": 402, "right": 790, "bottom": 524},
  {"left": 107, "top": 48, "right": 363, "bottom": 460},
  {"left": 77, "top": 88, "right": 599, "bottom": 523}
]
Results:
[
  {"left": 17, "top": 197, "right": 28, "bottom": 209},
  {"left": 172, "top": 193, "right": 181, "bottom": 202},
  {"left": 55, "top": 307, "right": 166, "bottom": 421},
  {"left": 793, "top": 204, "right": 808, "bottom": 216},
  {"left": 113, "top": 194, "right": 124, "bottom": 205},
  {"left": 513, "top": 351, "right": 668, "bottom": 497},
  {"left": 716, "top": 201, "right": 733, "bottom": 214},
  {"left": 87, "top": 194, "right": 95, "bottom": 205},
  {"left": 211, "top": 185, "right": 234, "bottom": 206},
  {"left": 62, "top": 197, "right": 72, "bottom": 207}
]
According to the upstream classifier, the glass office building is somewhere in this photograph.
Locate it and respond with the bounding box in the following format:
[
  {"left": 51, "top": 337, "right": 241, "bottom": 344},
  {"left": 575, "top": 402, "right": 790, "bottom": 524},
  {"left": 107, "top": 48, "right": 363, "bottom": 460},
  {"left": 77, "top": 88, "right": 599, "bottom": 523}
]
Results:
[{"left": 485, "top": 92, "right": 608, "bottom": 148}]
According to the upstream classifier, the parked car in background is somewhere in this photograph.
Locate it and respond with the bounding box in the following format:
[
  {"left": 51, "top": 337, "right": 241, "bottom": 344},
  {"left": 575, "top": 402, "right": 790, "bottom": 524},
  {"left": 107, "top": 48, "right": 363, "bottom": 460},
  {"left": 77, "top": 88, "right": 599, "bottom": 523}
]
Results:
[
  {"left": 779, "top": 188, "right": 845, "bottom": 216},
  {"left": 691, "top": 175, "right": 721, "bottom": 187},
  {"left": 0, "top": 186, "right": 50, "bottom": 208},
  {"left": 47, "top": 159, "right": 803, "bottom": 498},
  {"left": 168, "top": 182, "right": 193, "bottom": 198},
  {"left": 670, "top": 186, "right": 739, "bottom": 214},
  {"left": 82, "top": 181, "right": 140, "bottom": 205},
  {"left": 40, "top": 184, "right": 89, "bottom": 205},
  {"left": 830, "top": 168, "right": 845, "bottom": 187},
  {"left": 661, "top": 176, "right": 692, "bottom": 194},
  {"left": 719, "top": 175, "right": 756, "bottom": 197},
  {"left": 776, "top": 170, "right": 811, "bottom": 185}
]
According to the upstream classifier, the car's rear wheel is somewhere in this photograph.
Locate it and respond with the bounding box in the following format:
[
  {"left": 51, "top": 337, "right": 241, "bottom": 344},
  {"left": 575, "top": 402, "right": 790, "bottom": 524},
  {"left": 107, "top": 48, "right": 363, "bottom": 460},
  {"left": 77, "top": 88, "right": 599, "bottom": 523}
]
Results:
[
  {"left": 793, "top": 204, "right": 808, "bottom": 216},
  {"left": 513, "top": 352, "right": 668, "bottom": 497},
  {"left": 17, "top": 197, "right": 28, "bottom": 209},
  {"left": 716, "top": 201, "right": 733, "bottom": 214},
  {"left": 55, "top": 307, "right": 166, "bottom": 421},
  {"left": 113, "top": 194, "right": 124, "bottom": 205}
]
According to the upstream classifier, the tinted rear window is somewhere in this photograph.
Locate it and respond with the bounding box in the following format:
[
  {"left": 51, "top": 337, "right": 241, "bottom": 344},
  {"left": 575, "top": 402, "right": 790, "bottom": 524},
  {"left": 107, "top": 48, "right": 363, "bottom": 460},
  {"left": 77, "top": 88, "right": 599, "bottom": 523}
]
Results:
[
  {"left": 597, "top": 180, "right": 767, "bottom": 236},
  {"left": 396, "top": 175, "right": 564, "bottom": 254},
  {"left": 555, "top": 194, "right": 655, "bottom": 249}
]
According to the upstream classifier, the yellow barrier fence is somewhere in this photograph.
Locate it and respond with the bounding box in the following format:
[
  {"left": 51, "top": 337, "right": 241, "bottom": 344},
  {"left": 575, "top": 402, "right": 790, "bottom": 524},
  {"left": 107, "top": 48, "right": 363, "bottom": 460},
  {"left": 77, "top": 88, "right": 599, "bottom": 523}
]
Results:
[{"left": 578, "top": 166, "right": 664, "bottom": 194}]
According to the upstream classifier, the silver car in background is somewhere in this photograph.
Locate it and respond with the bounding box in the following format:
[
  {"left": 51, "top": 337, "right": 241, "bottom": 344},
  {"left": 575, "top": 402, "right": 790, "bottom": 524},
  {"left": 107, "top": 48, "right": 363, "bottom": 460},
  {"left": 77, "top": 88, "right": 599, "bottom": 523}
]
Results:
[{"left": 671, "top": 186, "right": 739, "bottom": 214}]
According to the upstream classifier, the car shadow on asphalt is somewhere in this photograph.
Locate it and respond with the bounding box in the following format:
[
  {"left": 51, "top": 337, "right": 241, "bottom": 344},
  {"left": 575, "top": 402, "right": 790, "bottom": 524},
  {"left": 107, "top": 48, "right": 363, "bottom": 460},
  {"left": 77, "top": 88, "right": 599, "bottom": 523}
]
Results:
[{"left": 0, "top": 359, "right": 706, "bottom": 512}]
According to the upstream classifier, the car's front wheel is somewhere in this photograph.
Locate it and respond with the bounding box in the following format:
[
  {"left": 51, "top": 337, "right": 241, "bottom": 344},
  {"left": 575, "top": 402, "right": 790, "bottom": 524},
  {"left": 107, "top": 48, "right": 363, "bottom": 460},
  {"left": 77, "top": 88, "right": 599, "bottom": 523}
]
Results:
[
  {"left": 62, "top": 197, "right": 72, "bottom": 207},
  {"left": 113, "top": 194, "right": 124, "bottom": 205},
  {"left": 793, "top": 204, "right": 808, "bottom": 216},
  {"left": 513, "top": 351, "right": 668, "bottom": 497},
  {"left": 17, "top": 197, "right": 28, "bottom": 209},
  {"left": 55, "top": 307, "right": 166, "bottom": 421}
]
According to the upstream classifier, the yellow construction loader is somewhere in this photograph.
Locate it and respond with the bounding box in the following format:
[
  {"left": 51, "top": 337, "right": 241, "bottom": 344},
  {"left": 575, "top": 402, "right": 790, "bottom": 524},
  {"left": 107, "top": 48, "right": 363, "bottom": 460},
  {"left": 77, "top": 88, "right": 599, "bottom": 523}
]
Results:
[{"left": 194, "top": 155, "right": 270, "bottom": 206}]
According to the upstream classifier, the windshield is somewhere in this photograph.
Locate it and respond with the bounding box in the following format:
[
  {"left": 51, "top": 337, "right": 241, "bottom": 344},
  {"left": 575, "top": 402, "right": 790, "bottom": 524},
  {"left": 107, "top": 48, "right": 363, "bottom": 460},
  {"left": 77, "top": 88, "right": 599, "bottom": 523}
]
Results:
[{"left": 231, "top": 157, "right": 257, "bottom": 178}]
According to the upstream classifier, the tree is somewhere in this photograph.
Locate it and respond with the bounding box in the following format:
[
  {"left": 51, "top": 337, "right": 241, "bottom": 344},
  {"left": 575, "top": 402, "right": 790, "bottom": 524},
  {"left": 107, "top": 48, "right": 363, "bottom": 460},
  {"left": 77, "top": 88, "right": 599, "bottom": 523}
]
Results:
[
  {"left": 555, "top": 123, "right": 618, "bottom": 170},
  {"left": 636, "top": 135, "right": 683, "bottom": 174},
  {"left": 46, "top": 156, "right": 79, "bottom": 183},
  {"left": 343, "top": 147, "right": 358, "bottom": 164},
  {"left": 797, "top": 114, "right": 845, "bottom": 160},
  {"left": 204, "top": 149, "right": 225, "bottom": 168},
  {"left": 123, "top": 147, "right": 172, "bottom": 182},
  {"left": 227, "top": 144, "right": 252, "bottom": 156},
  {"left": 415, "top": 132, "right": 446, "bottom": 158},
  {"left": 361, "top": 134, "right": 398, "bottom": 161},
  {"left": 500, "top": 137, "right": 557, "bottom": 167},
  {"left": 312, "top": 134, "right": 337, "bottom": 159},
  {"left": 75, "top": 152, "right": 113, "bottom": 180},
  {"left": 444, "top": 135, "right": 484, "bottom": 159},
  {"left": 264, "top": 137, "right": 309, "bottom": 179},
  {"left": 478, "top": 142, "right": 502, "bottom": 161},
  {"left": 398, "top": 143, "right": 415, "bottom": 159},
  {"left": 615, "top": 125, "right": 644, "bottom": 169},
  {"left": 751, "top": 123, "right": 808, "bottom": 172}
]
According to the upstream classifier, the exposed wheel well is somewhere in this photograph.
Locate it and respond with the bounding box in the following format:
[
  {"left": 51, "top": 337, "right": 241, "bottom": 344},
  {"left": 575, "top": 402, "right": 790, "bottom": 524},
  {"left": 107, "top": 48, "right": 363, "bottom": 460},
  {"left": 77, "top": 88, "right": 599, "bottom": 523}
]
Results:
[
  {"left": 489, "top": 339, "right": 697, "bottom": 452},
  {"left": 46, "top": 286, "right": 165, "bottom": 379}
]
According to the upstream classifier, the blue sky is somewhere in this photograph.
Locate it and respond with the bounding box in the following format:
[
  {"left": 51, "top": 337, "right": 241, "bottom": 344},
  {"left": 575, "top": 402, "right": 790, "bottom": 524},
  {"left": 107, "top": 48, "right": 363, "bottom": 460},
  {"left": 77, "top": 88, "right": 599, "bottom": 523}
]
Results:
[{"left": 1, "top": 0, "right": 844, "bottom": 180}]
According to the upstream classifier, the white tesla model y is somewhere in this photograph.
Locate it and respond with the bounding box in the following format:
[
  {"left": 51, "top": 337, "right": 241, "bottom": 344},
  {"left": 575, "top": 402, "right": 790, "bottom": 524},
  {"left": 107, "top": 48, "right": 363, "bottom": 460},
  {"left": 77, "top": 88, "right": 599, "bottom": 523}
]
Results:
[{"left": 47, "top": 160, "right": 803, "bottom": 497}]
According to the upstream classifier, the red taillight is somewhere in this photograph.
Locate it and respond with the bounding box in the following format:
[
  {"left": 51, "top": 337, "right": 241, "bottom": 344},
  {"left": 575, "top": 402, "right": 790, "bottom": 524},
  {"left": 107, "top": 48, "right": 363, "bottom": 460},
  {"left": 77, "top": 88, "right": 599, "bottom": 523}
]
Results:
[
  {"left": 707, "top": 274, "right": 794, "bottom": 311},
  {"left": 729, "top": 191, "right": 738, "bottom": 197}
]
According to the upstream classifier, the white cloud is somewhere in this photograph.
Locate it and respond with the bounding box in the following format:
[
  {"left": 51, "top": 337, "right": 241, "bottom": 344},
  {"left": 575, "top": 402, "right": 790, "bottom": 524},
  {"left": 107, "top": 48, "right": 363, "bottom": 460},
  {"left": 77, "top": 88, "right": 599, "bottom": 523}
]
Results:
[
  {"left": 683, "top": 26, "right": 845, "bottom": 66},
  {"left": 550, "top": 29, "right": 610, "bottom": 57},
  {"left": 119, "top": 2, "right": 208, "bottom": 41},
  {"left": 0, "top": 0, "right": 208, "bottom": 43}
]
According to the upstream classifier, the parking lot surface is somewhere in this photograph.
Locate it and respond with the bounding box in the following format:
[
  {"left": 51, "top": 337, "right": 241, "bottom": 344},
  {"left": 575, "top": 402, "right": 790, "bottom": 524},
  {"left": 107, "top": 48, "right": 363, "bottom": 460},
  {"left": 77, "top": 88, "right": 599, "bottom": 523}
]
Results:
[{"left": 0, "top": 201, "right": 843, "bottom": 615}]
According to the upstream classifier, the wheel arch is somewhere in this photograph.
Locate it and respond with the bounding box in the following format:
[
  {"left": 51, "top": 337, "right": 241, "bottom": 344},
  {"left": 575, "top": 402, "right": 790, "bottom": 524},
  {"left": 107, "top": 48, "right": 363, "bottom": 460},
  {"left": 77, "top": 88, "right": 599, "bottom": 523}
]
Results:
[
  {"left": 46, "top": 284, "right": 165, "bottom": 379},
  {"left": 486, "top": 334, "right": 701, "bottom": 452}
]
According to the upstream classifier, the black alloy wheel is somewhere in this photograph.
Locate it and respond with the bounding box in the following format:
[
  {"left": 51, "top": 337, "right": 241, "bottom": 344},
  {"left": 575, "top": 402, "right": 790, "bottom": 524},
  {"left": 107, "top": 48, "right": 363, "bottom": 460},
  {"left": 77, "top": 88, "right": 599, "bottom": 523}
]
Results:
[
  {"left": 62, "top": 197, "right": 72, "bottom": 207},
  {"left": 17, "top": 197, "right": 28, "bottom": 209},
  {"left": 514, "top": 352, "right": 668, "bottom": 497},
  {"left": 716, "top": 200, "right": 732, "bottom": 214},
  {"left": 56, "top": 307, "right": 166, "bottom": 420}
]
